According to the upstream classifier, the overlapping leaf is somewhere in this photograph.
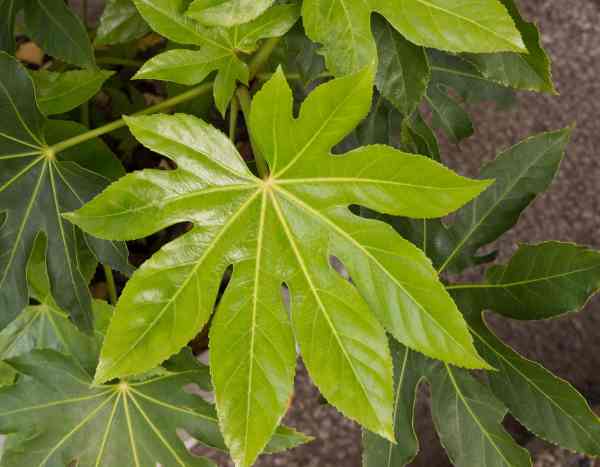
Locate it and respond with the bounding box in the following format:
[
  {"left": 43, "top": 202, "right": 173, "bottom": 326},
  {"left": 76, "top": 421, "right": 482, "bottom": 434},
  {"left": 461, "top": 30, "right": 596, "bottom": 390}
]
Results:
[
  {"left": 0, "top": 349, "right": 305, "bottom": 466},
  {"left": 0, "top": 53, "right": 131, "bottom": 331},
  {"left": 302, "top": 0, "right": 526, "bottom": 77},
  {"left": 132, "top": 0, "right": 299, "bottom": 113},
  {"left": 363, "top": 343, "right": 532, "bottom": 467},
  {"left": 67, "top": 67, "right": 491, "bottom": 466},
  {"left": 96, "top": 0, "right": 151, "bottom": 46},
  {"left": 32, "top": 69, "right": 115, "bottom": 116},
  {"left": 185, "top": 0, "right": 276, "bottom": 27}
]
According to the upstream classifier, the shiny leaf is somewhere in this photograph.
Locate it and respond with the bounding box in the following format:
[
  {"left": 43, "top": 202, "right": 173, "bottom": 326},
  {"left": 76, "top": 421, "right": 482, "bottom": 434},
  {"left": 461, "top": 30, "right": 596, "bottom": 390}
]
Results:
[
  {"left": 465, "top": 0, "right": 555, "bottom": 94},
  {"left": 67, "top": 68, "right": 490, "bottom": 465},
  {"left": 133, "top": 0, "right": 299, "bottom": 113},
  {"left": 439, "top": 128, "right": 571, "bottom": 274},
  {"left": 0, "top": 54, "right": 131, "bottom": 331},
  {"left": 302, "top": 0, "right": 526, "bottom": 76},
  {"left": 96, "top": 0, "right": 151, "bottom": 46},
  {"left": 23, "top": 0, "right": 95, "bottom": 68},
  {"left": 186, "top": 0, "right": 276, "bottom": 27},
  {"left": 32, "top": 69, "right": 115, "bottom": 116}
]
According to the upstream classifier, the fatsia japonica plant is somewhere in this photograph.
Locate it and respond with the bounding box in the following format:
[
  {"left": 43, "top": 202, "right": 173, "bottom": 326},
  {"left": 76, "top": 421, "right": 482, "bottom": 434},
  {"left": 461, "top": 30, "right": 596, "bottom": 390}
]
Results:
[{"left": 0, "top": 0, "right": 598, "bottom": 466}]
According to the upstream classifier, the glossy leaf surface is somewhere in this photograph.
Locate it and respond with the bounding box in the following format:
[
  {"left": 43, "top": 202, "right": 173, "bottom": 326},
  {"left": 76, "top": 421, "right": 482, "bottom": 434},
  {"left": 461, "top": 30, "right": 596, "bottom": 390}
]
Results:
[
  {"left": 0, "top": 54, "right": 130, "bottom": 331},
  {"left": 32, "top": 69, "right": 115, "bottom": 115},
  {"left": 466, "top": 0, "right": 555, "bottom": 94},
  {"left": 68, "top": 68, "right": 490, "bottom": 466},
  {"left": 302, "top": 0, "right": 526, "bottom": 76},
  {"left": 96, "top": 0, "right": 151, "bottom": 46},
  {"left": 186, "top": 0, "right": 276, "bottom": 27},
  {"left": 133, "top": 0, "right": 299, "bottom": 113}
]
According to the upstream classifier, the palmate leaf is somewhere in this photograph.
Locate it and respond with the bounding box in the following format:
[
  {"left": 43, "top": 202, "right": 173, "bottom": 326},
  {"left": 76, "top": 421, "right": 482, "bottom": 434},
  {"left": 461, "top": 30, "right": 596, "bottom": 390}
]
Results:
[
  {"left": 31, "top": 69, "right": 115, "bottom": 116},
  {"left": 132, "top": 0, "right": 299, "bottom": 114},
  {"left": 185, "top": 0, "right": 276, "bottom": 27},
  {"left": 363, "top": 343, "right": 532, "bottom": 467},
  {"left": 302, "top": 0, "right": 526, "bottom": 77},
  {"left": 96, "top": 0, "right": 151, "bottom": 46},
  {"left": 0, "top": 349, "right": 306, "bottom": 466},
  {"left": 67, "top": 67, "right": 491, "bottom": 466},
  {"left": 0, "top": 53, "right": 131, "bottom": 331}
]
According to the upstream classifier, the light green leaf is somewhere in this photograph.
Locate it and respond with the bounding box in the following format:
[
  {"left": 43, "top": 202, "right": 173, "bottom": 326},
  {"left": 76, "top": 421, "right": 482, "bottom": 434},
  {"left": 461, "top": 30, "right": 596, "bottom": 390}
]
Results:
[
  {"left": 451, "top": 242, "right": 600, "bottom": 320},
  {"left": 23, "top": 0, "right": 95, "bottom": 68},
  {"left": 0, "top": 53, "right": 131, "bottom": 331},
  {"left": 67, "top": 68, "right": 490, "bottom": 465},
  {"left": 429, "top": 364, "right": 532, "bottom": 467},
  {"left": 186, "top": 0, "right": 276, "bottom": 27},
  {"left": 464, "top": 309, "right": 600, "bottom": 457},
  {"left": 132, "top": 0, "right": 299, "bottom": 114},
  {"left": 302, "top": 0, "right": 526, "bottom": 76},
  {"left": 439, "top": 128, "right": 572, "bottom": 274},
  {"left": 373, "top": 15, "right": 430, "bottom": 116},
  {"left": 465, "top": 0, "right": 555, "bottom": 94},
  {"left": 32, "top": 69, "right": 115, "bottom": 116},
  {"left": 96, "top": 0, "right": 151, "bottom": 46}
]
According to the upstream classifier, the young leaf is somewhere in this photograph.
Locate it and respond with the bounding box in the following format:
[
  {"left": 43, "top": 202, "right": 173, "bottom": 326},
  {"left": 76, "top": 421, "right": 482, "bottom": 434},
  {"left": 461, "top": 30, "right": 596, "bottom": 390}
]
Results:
[
  {"left": 132, "top": 0, "right": 299, "bottom": 114},
  {"left": 67, "top": 68, "right": 491, "bottom": 465},
  {"left": 186, "top": 0, "right": 276, "bottom": 27},
  {"left": 0, "top": 54, "right": 131, "bottom": 331},
  {"left": 302, "top": 0, "right": 526, "bottom": 76},
  {"left": 465, "top": 0, "right": 555, "bottom": 94},
  {"left": 96, "top": 0, "right": 151, "bottom": 46},
  {"left": 464, "top": 310, "right": 600, "bottom": 457},
  {"left": 372, "top": 15, "right": 430, "bottom": 116},
  {"left": 429, "top": 364, "right": 532, "bottom": 467},
  {"left": 452, "top": 242, "right": 600, "bottom": 320},
  {"left": 32, "top": 69, "right": 115, "bottom": 116},
  {"left": 439, "top": 128, "right": 572, "bottom": 274},
  {"left": 23, "top": 0, "right": 95, "bottom": 68}
]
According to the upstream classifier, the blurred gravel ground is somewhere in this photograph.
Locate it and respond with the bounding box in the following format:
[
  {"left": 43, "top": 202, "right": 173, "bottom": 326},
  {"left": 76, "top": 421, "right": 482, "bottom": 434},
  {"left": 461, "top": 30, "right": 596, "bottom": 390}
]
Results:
[{"left": 70, "top": 1, "right": 600, "bottom": 465}]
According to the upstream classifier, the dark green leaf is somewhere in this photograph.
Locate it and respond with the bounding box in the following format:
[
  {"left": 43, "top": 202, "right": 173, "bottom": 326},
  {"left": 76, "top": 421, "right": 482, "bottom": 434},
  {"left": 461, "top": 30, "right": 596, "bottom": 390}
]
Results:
[
  {"left": 32, "top": 69, "right": 115, "bottom": 116},
  {"left": 439, "top": 128, "right": 572, "bottom": 274},
  {"left": 373, "top": 15, "right": 430, "bottom": 116},
  {"left": 426, "top": 84, "right": 474, "bottom": 143},
  {"left": 23, "top": 0, "right": 95, "bottom": 68},
  {"left": 0, "top": 54, "right": 130, "bottom": 331},
  {"left": 0, "top": 0, "right": 19, "bottom": 54}
]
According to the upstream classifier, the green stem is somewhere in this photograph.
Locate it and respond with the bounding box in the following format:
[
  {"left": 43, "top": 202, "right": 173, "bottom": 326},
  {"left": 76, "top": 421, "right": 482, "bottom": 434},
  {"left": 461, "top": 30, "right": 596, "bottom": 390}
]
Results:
[
  {"left": 236, "top": 86, "right": 268, "bottom": 178},
  {"left": 49, "top": 81, "right": 214, "bottom": 154},
  {"left": 248, "top": 37, "right": 281, "bottom": 80},
  {"left": 103, "top": 264, "right": 118, "bottom": 305},
  {"left": 229, "top": 96, "right": 239, "bottom": 142},
  {"left": 96, "top": 57, "right": 145, "bottom": 68}
]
